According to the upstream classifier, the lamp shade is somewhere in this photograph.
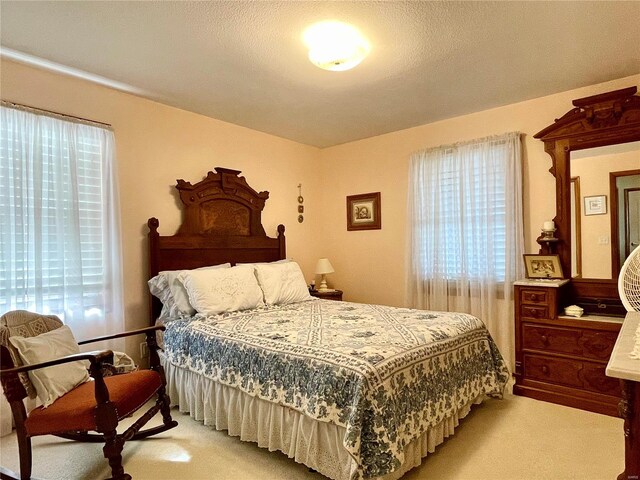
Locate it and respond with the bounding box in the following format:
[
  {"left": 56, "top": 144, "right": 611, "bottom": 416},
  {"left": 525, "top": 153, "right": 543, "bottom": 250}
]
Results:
[
  {"left": 303, "top": 21, "right": 370, "bottom": 72},
  {"left": 315, "top": 258, "right": 334, "bottom": 275}
]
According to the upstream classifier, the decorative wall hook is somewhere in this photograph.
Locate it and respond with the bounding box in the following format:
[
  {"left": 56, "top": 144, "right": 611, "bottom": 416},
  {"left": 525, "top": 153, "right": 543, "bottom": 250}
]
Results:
[{"left": 297, "top": 183, "right": 304, "bottom": 222}]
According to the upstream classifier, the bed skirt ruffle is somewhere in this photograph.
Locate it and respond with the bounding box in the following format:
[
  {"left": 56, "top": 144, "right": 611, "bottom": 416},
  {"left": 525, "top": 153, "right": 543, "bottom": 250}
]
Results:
[{"left": 161, "top": 354, "right": 486, "bottom": 480}]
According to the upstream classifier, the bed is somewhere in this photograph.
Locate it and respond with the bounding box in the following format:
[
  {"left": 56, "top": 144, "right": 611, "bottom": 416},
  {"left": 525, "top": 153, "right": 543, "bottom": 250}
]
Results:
[{"left": 148, "top": 167, "right": 509, "bottom": 480}]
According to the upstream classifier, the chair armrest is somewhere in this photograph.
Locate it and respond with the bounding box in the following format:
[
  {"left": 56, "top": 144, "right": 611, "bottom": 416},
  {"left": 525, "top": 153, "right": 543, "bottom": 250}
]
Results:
[
  {"left": 78, "top": 325, "right": 165, "bottom": 345},
  {"left": 0, "top": 350, "right": 114, "bottom": 378}
]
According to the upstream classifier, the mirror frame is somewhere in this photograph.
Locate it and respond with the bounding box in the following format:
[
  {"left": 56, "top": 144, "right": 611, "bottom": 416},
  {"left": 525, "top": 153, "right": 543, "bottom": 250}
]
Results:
[{"left": 534, "top": 86, "right": 640, "bottom": 311}]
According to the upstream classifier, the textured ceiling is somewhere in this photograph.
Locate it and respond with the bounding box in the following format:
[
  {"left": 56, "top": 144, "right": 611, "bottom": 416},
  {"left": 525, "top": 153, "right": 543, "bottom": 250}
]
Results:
[{"left": 1, "top": 1, "right": 639, "bottom": 147}]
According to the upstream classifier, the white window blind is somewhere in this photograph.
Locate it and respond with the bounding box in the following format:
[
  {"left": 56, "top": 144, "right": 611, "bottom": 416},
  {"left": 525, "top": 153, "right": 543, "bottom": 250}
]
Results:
[
  {"left": 430, "top": 145, "right": 507, "bottom": 281},
  {"left": 0, "top": 103, "right": 123, "bottom": 339}
]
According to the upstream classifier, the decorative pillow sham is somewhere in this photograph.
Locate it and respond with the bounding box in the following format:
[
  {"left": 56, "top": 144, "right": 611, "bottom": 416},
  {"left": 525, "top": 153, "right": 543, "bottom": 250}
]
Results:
[
  {"left": 179, "top": 265, "right": 264, "bottom": 315},
  {"left": 148, "top": 263, "right": 231, "bottom": 317},
  {"left": 9, "top": 325, "right": 90, "bottom": 408},
  {"left": 254, "top": 261, "right": 313, "bottom": 306}
]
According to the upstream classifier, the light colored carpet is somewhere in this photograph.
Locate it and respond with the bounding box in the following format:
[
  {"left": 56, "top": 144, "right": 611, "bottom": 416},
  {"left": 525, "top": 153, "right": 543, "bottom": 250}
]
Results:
[{"left": 0, "top": 392, "right": 624, "bottom": 480}]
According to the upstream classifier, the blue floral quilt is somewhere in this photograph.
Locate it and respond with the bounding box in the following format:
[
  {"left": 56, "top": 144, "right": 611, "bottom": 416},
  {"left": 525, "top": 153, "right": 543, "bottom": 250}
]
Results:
[{"left": 163, "top": 299, "right": 509, "bottom": 479}]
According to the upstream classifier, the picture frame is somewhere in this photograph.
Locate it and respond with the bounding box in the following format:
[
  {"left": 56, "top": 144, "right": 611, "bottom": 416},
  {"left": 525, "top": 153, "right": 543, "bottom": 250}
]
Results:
[
  {"left": 523, "top": 254, "right": 564, "bottom": 279},
  {"left": 584, "top": 195, "right": 607, "bottom": 215},
  {"left": 346, "top": 192, "right": 381, "bottom": 231}
]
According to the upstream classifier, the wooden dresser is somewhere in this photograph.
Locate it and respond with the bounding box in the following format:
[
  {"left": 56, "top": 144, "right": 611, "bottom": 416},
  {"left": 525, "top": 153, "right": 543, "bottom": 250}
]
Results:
[{"left": 514, "top": 280, "right": 623, "bottom": 416}]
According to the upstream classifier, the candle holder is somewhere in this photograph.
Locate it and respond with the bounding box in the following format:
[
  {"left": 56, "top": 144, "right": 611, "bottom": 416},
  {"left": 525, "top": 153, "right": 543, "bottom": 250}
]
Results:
[
  {"left": 541, "top": 228, "right": 556, "bottom": 240},
  {"left": 537, "top": 228, "right": 559, "bottom": 255}
]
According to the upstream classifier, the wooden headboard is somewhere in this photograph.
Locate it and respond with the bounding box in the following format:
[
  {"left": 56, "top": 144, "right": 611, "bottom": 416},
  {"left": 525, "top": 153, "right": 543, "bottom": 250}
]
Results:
[{"left": 147, "top": 167, "right": 286, "bottom": 323}]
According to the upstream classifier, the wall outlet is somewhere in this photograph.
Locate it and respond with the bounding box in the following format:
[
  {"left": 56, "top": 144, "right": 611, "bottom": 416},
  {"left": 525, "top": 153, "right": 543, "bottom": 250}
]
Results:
[
  {"left": 598, "top": 235, "right": 610, "bottom": 245},
  {"left": 140, "top": 341, "right": 149, "bottom": 359}
]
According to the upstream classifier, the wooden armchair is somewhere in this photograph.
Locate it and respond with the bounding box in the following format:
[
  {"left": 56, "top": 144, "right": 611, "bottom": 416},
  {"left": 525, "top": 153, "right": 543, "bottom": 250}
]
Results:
[{"left": 0, "top": 311, "right": 178, "bottom": 480}]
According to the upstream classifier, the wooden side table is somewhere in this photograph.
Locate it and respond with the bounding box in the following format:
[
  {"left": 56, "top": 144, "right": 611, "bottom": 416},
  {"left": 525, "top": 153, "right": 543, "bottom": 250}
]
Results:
[{"left": 310, "top": 289, "right": 343, "bottom": 301}]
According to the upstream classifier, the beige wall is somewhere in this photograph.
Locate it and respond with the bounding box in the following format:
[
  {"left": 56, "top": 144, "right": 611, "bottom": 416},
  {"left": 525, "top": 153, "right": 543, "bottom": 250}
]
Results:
[
  {"left": 571, "top": 149, "right": 640, "bottom": 279},
  {"left": 317, "top": 74, "right": 640, "bottom": 307},
  {"left": 2, "top": 57, "right": 639, "bottom": 359},
  {"left": 1, "top": 60, "right": 321, "bottom": 355}
]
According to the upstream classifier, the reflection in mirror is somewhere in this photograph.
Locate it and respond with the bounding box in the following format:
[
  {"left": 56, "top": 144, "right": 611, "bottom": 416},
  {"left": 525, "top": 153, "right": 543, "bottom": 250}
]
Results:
[
  {"left": 570, "top": 177, "right": 581, "bottom": 278},
  {"left": 570, "top": 141, "right": 640, "bottom": 280},
  {"left": 614, "top": 171, "right": 640, "bottom": 268}
]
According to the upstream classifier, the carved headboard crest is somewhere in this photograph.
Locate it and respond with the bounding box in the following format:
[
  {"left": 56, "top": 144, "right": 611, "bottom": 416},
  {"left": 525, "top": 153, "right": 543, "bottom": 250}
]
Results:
[
  {"left": 174, "top": 167, "right": 269, "bottom": 236},
  {"left": 147, "top": 167, "right": 286, "bottom": 322}
]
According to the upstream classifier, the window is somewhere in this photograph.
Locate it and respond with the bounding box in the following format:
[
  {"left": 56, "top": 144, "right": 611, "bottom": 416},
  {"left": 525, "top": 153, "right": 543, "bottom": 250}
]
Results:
[
  {"left": 428, "top": 147, "right": 507, "bottom": 281},
  {"left": 0, "top": 102, "right": 123, "bottom": 338},
  {"left": 407, "top": 132, "right": 522, "bottom": 285}
]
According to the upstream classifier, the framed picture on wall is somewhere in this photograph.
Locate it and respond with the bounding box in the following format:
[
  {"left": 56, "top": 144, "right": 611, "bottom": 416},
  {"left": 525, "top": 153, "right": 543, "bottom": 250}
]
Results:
[
  {"left": 346, "top": 192, "right": 381, "bottom": 231},
  {"left": 523, "top": 254, "right": 564, "bottom": 279},
  {"left": 584, "top": 195, "right": 607, "bottom": 215}
]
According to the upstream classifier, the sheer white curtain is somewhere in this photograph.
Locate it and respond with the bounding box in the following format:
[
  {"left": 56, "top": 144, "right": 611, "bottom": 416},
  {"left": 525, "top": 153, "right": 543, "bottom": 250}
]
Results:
[
  {"left": 406, "top": 132, "right": 524, "bottom": 368},
  {"left": 0, "top": 103, "right": 124, "bottom": 338},
  {"left": 0, "top": 103, "right": 124, "bottom": 434}
]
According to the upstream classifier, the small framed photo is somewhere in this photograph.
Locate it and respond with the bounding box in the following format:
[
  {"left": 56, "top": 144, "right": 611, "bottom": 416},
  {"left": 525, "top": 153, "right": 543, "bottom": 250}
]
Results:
[
  {"left": 346, "top": 192, "right": 381, "bottom": 231},
  {"left": 523, "top": 254, "right": 564, "bottom": 279},
  {"left": 584, "top": 195, "right": 607, "bottom": 215}
]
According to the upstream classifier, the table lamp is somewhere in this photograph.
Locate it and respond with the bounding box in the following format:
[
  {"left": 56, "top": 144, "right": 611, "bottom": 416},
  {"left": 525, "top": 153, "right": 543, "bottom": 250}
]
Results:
[{"left": 315, "top": 258, "right": 334, "bottom": 292}]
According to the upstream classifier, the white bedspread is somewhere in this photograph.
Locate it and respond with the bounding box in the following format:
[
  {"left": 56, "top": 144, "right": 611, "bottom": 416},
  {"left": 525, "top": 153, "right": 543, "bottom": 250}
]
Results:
[{"left": 162, "top": 299, "right": 509, "bottom": 479}]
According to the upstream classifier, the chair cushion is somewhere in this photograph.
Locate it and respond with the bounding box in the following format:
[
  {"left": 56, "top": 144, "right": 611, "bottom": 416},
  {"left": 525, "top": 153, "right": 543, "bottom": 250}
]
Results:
[
  {"left": 25, "top": 369, "right": 162, "bottom": 436},
  {"left": 0, "top": 310, "right": 64, "bottom": 399},
  {"left": 9, "top": 325, "right": 90, "bottom": 407}
]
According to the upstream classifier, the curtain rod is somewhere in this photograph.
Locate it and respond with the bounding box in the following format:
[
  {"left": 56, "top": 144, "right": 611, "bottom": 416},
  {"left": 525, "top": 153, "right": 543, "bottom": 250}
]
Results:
[
  {"left": 1, "top": 100, "right": 112, "bottom": 130},
  {"left": 411, "top": 131, "right": 524, "bottom": 156}
]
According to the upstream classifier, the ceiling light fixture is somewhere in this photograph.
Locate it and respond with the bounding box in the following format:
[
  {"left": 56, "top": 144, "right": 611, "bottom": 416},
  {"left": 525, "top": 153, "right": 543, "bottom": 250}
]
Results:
[{"left": 302, "top": 21, "right": 370, "bottom": 72}]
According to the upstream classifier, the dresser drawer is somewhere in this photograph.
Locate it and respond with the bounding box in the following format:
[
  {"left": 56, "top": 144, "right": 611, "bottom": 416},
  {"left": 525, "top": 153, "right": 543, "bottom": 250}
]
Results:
[
  {"left": 523, "top": 325, "right": 582, "bottom": 355},
  {"left": 581, "top": 363, "right": 621, "bottom": 396},
  {"left": 524, "top": 354, "right": 583, "bottom": 388},
  {"left": 520, "top": 288, "right": 549, "bottom": 305},
  {"left": 523, "top": 354, "right": 621, "bottom": 397},
  {"left": 520, "top": 304, "right": 550, "bottom": 320},
  {"left": 580, "top": 331, "right": 617, "bottom": 361}
]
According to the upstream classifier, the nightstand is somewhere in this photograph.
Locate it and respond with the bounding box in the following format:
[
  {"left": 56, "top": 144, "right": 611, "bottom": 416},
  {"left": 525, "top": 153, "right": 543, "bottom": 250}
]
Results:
[{"left": 309, "top": 289, "right": 343, "bottom": 301}]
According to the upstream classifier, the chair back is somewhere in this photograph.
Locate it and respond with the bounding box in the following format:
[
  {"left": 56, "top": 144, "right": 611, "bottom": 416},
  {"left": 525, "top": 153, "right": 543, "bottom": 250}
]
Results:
[{"left": 0, "top": 310, "right": 63, "bottom": 401}]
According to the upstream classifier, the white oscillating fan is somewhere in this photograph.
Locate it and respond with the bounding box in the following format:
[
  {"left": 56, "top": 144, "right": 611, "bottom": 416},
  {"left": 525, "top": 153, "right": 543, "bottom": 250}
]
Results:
[{"left": 619, "top": 245, "right": 640, "bottom": 311}]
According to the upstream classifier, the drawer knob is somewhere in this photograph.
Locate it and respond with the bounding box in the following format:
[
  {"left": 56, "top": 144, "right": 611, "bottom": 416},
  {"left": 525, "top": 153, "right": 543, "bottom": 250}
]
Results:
[
  {"left": 541, "top": 335, "right": 549, "bottom": 345},
  {"left": 530, "top": 294, "right": 539, "bottom": 302},
  {"left": 541, "top": 365, "right": 550, "bottom": 375}
]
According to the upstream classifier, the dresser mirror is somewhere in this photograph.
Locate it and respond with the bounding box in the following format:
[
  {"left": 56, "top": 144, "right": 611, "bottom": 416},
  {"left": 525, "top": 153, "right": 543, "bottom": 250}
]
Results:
[
  {"left": 535, "top": 86, "right": 640, "bottom": 315},
  {"left": 570, "top": 141, "right": 640, "bottom": 279}
]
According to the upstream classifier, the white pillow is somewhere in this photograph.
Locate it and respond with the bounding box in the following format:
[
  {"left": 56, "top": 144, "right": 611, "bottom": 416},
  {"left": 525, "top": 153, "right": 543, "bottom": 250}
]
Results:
[
  {"left": 148, "top": 274, "right": 174, "bottom": 314},
  {"left": 179, "top": 265, "right": 264, "bottom": 315},
  {"left": 238, "top": 259, "right": 291, "bottom": 267},
  {"left": 9, "top": 325, "right": 90, "bottom": 408},
  {"left": 254, "top": 262, "right": 313, "bottom": 306},
  {"left": 148, "top": 263, "right": 231, "bottom": 316}
]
